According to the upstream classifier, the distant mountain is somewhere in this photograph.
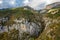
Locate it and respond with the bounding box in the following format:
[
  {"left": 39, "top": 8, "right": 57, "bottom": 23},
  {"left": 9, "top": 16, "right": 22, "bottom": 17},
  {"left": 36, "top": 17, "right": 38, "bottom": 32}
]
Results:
[
  {"left": 46, "top": 2, "right": 60, "bottom": 9},
  {"left": 37, "top": 2, "right": 60, "bottom": 13},
  {"left": 22, "top": 6, "right": 34, "bottom": 10}
]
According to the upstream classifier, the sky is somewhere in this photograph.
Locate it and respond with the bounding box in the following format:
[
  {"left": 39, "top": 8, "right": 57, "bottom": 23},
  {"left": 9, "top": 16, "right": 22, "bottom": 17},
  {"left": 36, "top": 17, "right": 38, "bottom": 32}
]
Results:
[{"left": 0, "top": 0, "right": 60, "bottom": 10}]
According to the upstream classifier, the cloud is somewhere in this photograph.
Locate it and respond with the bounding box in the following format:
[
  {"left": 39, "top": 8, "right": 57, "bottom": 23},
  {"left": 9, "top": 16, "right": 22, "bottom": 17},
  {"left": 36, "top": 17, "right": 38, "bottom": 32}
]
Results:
[
  {"left": 0, "top": 0, "right": 16, "bottom": 9},
  {"left": 0, "top": 0, "right": 60, "bottom": 9},
  {"left": 0, "top": 0, "right": 24, "bottom": 9},
  {"left": 9, "top": 0, "right": 16, "bottom": 5},
  {"left": 45, "top": 0, "right": 60, "bottom": 5},
  {"left": 23, "top": 0, "right": 60, "bottom": 10},
  {"left": 0, "top": 0, "right": 3, "bottom": 4},
  {"left": 23, "top": 0, "right": 46, "bottom": 9},
  {"left": 23, "top": 0, "right": 30, "bottom": 6},
  {"left": 29, "top": 0, "right": 43, "bottom": 7}
]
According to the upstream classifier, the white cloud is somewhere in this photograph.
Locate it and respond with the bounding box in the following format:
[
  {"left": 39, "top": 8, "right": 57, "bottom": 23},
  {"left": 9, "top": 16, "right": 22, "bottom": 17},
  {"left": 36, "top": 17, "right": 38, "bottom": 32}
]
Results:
[
  {"left": 28, "top": 0, "right": 44, "bottom": 9},
  {"left": 23, "top": 0, "right": 60, "bottom": 10},
  {"left": 9, "top": 0, "right": 15, "bottom": 5},
  {"left": 23, "top": 0, "right": 30, "bottom": 6},
  {"left": 45, "top": 0, "right": 60, "bottom": 5},
  {"left": 11, "top": 1, "right": 15, "bottom": 4},
  {"left": 0, "top": 0, "right": 3, "bottom": 4},
  {"left": 23, "top": 0, "right": 45, "bottom": 9}
]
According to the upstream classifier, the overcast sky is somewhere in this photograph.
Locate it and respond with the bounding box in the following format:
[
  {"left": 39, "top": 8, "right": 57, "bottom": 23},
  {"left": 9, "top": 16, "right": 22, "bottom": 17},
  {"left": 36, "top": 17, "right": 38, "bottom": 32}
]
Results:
[{"left": 0, "top": 0, "right": 60, "bottom": 10}]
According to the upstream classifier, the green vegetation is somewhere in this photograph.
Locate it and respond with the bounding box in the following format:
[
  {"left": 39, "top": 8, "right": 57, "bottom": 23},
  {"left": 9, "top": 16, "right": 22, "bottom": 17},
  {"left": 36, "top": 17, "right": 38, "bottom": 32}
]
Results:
[
  {"left": 0, "top": 6, "right": 60, "bottom": 40},
  {"left": 36, "top": 7, "right": 60, "bottom": 40},
  {"left": 0, "top": 7, "right": 43, "bottom": 40},
  {"left": 0, "top": 29, "right": 19, "bottom": 40},
  {"left": 45, "top": 8, "right": 60, "bottom": 19}
]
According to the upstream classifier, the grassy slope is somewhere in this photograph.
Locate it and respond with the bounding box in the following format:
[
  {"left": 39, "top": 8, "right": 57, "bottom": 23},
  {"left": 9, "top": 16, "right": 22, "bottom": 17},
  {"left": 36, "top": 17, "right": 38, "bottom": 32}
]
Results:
[
  {"left": 0, "top": 7, "right": 44, "bottom": 40},
  {"left": 0, "top": 7, "right": 60, "bottom": 40},
  {"left": 0, "top": 8, "right": 36, "bottom": 25},
  {"left": 36, "top": 8, "right": 60, "bottom": 40}
]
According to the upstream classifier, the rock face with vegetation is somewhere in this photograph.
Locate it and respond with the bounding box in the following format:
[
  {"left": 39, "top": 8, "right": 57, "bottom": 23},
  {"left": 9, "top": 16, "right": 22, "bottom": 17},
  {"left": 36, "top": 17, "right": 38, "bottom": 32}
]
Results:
[
  {"left": 0, "top": 7, "right": 45, "bottom": 40},
  {"left": 36, "top": 6, "right": 60, "bottom": 40},
  {"left": 0, "top": 2, "right": 60, "bottom": 40}
]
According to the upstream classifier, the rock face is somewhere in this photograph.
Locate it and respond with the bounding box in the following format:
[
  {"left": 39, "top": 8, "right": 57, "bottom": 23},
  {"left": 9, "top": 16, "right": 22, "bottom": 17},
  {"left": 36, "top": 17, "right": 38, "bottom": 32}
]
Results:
[
  {"left": 16, "top": 18, "right": 42, "bottom": 40},
  {"left": 36, "top": 7, "right": 60, "bottom": 40},
  {"left": 0, "top": 17, "right": 45, "bottom": 40},
  {"left": 0, "top": 6, "right": 45, "bottom": 40},
  {"left": 14, "top": 18, "right": 42, "bottom": 38},
  {"left": 46, "top": 2, "right": 60, "bottom": 9}
]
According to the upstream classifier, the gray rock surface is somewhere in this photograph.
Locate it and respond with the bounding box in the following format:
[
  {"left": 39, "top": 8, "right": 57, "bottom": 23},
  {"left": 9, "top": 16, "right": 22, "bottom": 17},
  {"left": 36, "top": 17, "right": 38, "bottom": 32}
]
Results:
[{"left": 0, "top": 18, "right": 45, "bottom": 40}]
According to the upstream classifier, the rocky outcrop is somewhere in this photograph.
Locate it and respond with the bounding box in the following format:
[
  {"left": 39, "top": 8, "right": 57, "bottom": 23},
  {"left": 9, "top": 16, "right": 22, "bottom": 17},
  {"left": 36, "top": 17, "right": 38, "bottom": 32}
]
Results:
[
  {"left": 0, "top": 17, "right": 45, "bottom": 40},
  {"left": 46, "top": 2, "right": 60, "bottom": 9}
]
